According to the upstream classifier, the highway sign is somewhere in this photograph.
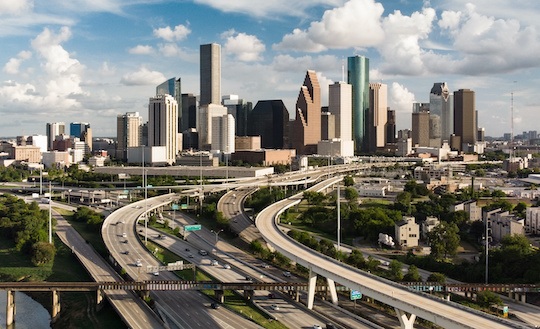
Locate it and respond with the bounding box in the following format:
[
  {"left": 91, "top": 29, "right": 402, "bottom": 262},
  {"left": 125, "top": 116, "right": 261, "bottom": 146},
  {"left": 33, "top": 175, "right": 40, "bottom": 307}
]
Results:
[
  {"left": 171, "top": 204, "right": 180, "bottom": 210},
  {"left": 181, "top": 204, "right": 188, "bottom": 209},
  {"left": 350, "top": 290, "right": 362, "bottom": 300},
  {"left": 185, "top": 224, "right": 201, "bottom": 232}
]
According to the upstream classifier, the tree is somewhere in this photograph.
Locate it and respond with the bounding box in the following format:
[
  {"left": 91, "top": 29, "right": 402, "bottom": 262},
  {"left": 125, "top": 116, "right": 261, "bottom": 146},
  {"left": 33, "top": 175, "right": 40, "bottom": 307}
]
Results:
[
  {"left": 395, "top": 192, "right": 412, "bottom": 214},
  {"left": 476, "top": 291, "right": 503, "bottom": 308},
  {"left": 403, "top": 265, "right": 422, "bottom": 282},
  {"left": 303, "top": 191, "right": 326, "bottom": 205},
  {"left": 343, "top": 175, "right": 355, "bottom": 187},
  {"left": 344, "top": 187, "right": 359, "bottom": 202},
  {"left": 427, "top": 222, "right": 460, "bottom": 260},
  {"left": 427, "top": 272, "right": 446, "bottom": 283},
  {"left": 513, "top": 202, "right": 527, "bottom": 218},
  {"left": 31, "top": 242, "right": 56, "bottom": 266},
  {"left": 346, "top": 249, "right": 365, "bottom": 269},
  {"left": 389, "top": 260, "right": 404, "bottom": 281}
]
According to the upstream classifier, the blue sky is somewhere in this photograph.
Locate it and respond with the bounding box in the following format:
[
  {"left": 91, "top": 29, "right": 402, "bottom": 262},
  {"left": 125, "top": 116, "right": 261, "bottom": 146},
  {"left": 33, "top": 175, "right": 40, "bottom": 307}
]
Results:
[{"left": 1, "top": 0, "right": 539, "bottom": 138}]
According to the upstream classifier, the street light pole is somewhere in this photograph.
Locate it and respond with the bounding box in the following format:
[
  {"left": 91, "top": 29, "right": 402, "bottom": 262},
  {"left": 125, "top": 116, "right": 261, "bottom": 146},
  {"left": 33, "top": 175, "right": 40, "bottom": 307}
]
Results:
[
  {"left": 211, "top": 229, "right": 223, "bottom": 244},
  {"left": 485, "top": 218, "right": 489, "bottom": 284},
  {"left": 48, "top": 182, "right": 52, "bottom": 244}
]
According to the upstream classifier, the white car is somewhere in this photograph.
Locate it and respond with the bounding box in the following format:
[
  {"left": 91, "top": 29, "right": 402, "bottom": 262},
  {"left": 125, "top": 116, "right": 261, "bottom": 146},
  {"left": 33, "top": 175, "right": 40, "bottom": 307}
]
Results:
[
  {"left": 270, "top": 304, "right": 279, "bottom": 311},
  {"left": 313, "top": 325, "right": 322, "bottom": 329},
  {"left": 211, "top": 259, "right": 219, "bottom": 266},
  {"left": 135, "top": 259, "right": 142, "bottom": 267},
  {"left": 122, "top": 232, "right": 127, "bottom": 238},
  {"left": 223, "top": 264, "right": 231, "bottom": 269},
  {"left": 153, "top": 271, "right": 159, "bottom": 276}
]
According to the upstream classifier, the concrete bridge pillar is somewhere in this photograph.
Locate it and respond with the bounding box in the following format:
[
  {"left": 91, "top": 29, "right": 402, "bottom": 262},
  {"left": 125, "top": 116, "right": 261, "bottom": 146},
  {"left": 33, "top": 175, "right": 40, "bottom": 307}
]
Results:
[
  {"left": 6, "top": 290, "right": 15, "bottom": 327},
  {"left": 395, "top": 308, "right": 416, "bottom": 329},
  {"left": 243, "top": 290, "right": 254, "bottom": 301},
  {"left": 51, "top": 290, "right": 61, "bottom": 323},
  {"left": 96, "top": 289, "right": 104, "bottom": 311},
  {"left": 307, "top": 269, "right": 317, "bottom": 310},
  {"left": 215, "top": 290, "right": 225, "bottom": 303},
  {"left": 326, "top": 277, "right": 338, "bottom": 305}
]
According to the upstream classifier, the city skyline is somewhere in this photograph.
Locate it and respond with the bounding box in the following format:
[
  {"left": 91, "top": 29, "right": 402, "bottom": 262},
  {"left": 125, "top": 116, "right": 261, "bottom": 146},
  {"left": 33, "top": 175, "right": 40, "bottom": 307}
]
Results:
[{"left": 0, "top": 1, "right": 539, "bottom": 137}]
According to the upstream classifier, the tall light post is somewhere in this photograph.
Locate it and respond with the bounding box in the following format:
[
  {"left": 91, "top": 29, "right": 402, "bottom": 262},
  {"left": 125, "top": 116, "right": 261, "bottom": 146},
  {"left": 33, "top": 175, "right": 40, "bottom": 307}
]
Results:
[
  {"left": 142, "top": 146, "right": 148, "bottom": 246},
  {"left": 485, "top": 218, "right": 489, "bottom": 284},
  {"left": 211, "top": 229, "right": 223, "bottom": 244},
  {"left": 48, "top": 182, "right": 52, "bottom": 244},
  {"left": 337, "top": 181, "right": 341, "bottom": 252}
]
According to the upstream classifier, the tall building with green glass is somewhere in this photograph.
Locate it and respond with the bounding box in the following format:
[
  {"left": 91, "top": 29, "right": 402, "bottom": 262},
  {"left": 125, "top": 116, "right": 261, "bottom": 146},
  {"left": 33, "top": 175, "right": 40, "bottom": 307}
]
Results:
[{"left": 347, "top": 55, "right": 369, "bottom": 154}]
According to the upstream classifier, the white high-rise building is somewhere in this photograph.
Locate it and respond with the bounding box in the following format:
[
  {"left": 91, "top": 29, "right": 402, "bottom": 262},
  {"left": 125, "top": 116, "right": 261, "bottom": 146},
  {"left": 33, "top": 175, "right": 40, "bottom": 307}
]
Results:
[
  {"left": 325, "top": 81, "right": 354, "bottom": 157},
  {"left": 430, "top": 82, "right": 453, "bottom": 145},
  {"left": 211, "top": 114, "right": 235, "bottom": 155},
  {"left": 46, "top": 122, "right": 65, "bottom": 151},
  {"left": 148, "top": 95, "right": 178, "bottom": 165},
  {"left": 198, "top": 104, "right": 228, "bottom": 150}
]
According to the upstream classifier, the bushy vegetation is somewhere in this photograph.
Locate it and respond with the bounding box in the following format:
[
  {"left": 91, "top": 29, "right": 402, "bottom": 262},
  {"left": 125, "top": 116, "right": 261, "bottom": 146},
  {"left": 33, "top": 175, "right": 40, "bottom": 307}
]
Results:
[
  {"left": 245, "top": 187, "right": 288, "bottom": 213},
  {"left": 71, "top": 206, "right": 105, "bottom": 232},
  {"left": 0, "top": 194, "right": 55, "bottom": 265}
]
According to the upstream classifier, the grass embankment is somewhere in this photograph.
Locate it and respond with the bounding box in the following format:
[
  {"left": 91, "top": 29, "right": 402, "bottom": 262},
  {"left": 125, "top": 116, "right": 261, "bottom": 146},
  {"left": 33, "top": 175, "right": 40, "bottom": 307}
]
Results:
[{"left": 0, "top": 232, "right": 126, "bottom": 329}]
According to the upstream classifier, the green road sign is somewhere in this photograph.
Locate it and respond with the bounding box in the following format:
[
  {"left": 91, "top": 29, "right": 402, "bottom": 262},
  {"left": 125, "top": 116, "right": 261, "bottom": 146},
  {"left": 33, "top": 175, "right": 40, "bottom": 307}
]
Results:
[
  {"left": 171, "top": 204, "right": 180, "bottom": 210},
  {"left": 350, "top": 290, "right": 362, "bottom": 300},
  {"left": 185, "top": 224, "right": 201, "bottom": 232},
  {"left": 181, "top": 204, "right": 188, "bottom": 209}
]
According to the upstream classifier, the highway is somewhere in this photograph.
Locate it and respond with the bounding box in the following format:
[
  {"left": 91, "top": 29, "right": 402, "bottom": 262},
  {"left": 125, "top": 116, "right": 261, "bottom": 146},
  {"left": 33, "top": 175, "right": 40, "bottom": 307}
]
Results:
[
  {"left": 30, "top": 199, "right": 167, "bottom": 329},
  {"left": 255, "top": 176, "right": 531, "bottom": 329},
  {"left": 102, "top": 194, "right": 264, "bottom": 329}
]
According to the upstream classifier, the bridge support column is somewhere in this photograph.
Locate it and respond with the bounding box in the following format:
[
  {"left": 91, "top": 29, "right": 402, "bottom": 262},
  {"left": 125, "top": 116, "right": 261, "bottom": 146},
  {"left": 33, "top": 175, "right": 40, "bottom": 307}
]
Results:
[
  {"left": 395, "top": 308, "right": 416, "bottom": 329},
  {"left": 326, "top": 278, "right": 338, "bottom": 305},
  {"left": 51, "top": 290, "right": 61, "bottom": 323},
  {"left": 307, "top": 269, "right": 317, "bottom": 310},
  {"left": 519, "top": 293, "right": 526, "bottom": 303},
  {"left": 6, "top": 290, "right": 15, "bottom": 327},
  {"left": 215, "top": 290, "right": 225, "bottom": 303},
  {"left": 243, "top": 290, "right": 254, "bottom": 301},
  {"left": 96, "top": 289, "right": 104, "bottom": 311}
]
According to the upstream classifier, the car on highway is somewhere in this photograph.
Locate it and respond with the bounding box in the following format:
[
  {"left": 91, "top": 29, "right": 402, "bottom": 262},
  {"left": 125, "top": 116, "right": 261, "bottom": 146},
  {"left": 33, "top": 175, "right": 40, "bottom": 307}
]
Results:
[
  {"left": 325, "top": 323, "right": 336, "bottom": 329},
  {"left": 185, "top": 247, "right": 190, "bottom": 251},
  {"left": 313, "top": 325, "right": 322, "bottom": 329},
  {"left": 260, "top": 263, "right": 270, "bottom": 268},
  {"left": 210, "top": 302, "right": 220, "bottom": 309},
  {"left": 135, "top": 259, "right": 142, "bottom": 267},
  {"left": 211, "top": 259, "right": 219, "bottom": 266},
  {"left": 122, "top": 232, "right": 127, "bottom": 238},
  {"left": 153, "top": 271, "right": 159, "bottom": 276},
  {"left": 270, "top": 304, "right": 279, "bottom": 311},
  {"left": 123, "top": 250, "right": 130, "bottom": 255},
  {"left": 282, "top": 271, "right": 291, "bottom": 277},
  {"left": 199, "top": 250, "right": 208, "bottom": 256},
  {"left": 223, "top": 264, "right": 231, "bottom": 269},
  {"left": 188, "top": 254, "right": 194, "bottom": 258}
]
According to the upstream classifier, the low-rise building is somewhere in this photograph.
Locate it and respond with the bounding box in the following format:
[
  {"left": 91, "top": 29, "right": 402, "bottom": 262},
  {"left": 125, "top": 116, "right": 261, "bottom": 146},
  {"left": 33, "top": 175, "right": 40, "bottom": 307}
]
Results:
[
  {"left": 421, "top": 216, "right": 439, "bottom": 239},
  {"left": 451, "top": 200, "right": 481, "bottom": 221},
  {"left": 485, "top": 209, "right": 524, "bottom": 242},
  {"left": 395, "top": 216, "right": 419, "bottom": 248}
]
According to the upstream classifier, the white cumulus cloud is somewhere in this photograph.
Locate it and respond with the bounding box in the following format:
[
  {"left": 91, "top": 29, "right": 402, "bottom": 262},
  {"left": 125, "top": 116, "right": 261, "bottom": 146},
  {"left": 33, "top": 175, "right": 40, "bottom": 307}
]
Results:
[
  {"left": 222, "top": 30, "right": 265, "bottom": 62},
  {"left": 120, "top": 67, "right": 166, "bottom": 86},
  {"left": 3, "top": 50, "right": 32, "bottom": 74},
  {"left": 274, "top": 0, "right": 385, "bottom": 52},
  {"left": 153, "top": 24, "right": 191, "bottom": 42},
  {"left": 0, "top": 0, "right": 32, "bottom": 15},
  {"left": 129, "top": 45, "right": 154, "bottom": 55},
  {"left": 389, "top": 82, "right": 416, "bottom": 114}
]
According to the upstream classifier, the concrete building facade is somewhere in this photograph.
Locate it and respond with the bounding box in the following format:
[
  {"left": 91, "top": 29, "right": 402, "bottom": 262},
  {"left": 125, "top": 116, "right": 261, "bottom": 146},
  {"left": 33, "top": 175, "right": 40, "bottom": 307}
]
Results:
[
  {"left": 369, "top": 82, "right": 388, "bottom": 151},
  {"left": 116, "top": 112, "right": 142, "bottom": 161},
  {"left": 200, "top": 43, "right": 221, "bottom": 106},
  {"left": 291, "top": 70, "right": 321, "bottom": 155},
  {"left": 454, "top": 89, "right": 477, "bottom": 152},
  {"left": 148, "top": 94, "right": 179, "bottom": 165}
]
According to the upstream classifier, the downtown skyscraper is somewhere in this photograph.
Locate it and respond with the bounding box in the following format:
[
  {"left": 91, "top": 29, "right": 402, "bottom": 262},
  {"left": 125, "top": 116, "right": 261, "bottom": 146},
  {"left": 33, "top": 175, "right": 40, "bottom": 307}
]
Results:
[
  {"left": 116, "top": 112, "right": 142, "bottom": 161},
  {"left": 429, "top": 82, "right": 453, "bottom": 145},
  {"left": 200, "top": 43, "right": 221, "bottom": 106},
  {"left": 291, "top": 70, "right": 321, "bottom": 155},
  {"left": 453, "top": 89, "right": 477, "bottom": 152},
  {"left": 348, "top": 55, "right": 370, "bottom": 154},
  {"left": 148, "top": 94, "right": 178, "bottom": 164}
]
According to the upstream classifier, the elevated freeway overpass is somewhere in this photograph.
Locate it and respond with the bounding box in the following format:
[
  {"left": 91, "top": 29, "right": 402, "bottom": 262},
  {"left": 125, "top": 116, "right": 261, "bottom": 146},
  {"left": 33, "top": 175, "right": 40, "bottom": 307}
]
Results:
[{"left": 255, "top": 176, "right": 531, "bottom": 329}]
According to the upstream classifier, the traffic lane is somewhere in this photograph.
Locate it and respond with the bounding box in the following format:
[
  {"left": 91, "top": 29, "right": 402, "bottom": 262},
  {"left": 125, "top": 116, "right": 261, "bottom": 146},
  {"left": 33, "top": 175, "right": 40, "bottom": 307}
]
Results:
[{"left": 146, "top": 229, "right": 330, "bottom": 329}]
